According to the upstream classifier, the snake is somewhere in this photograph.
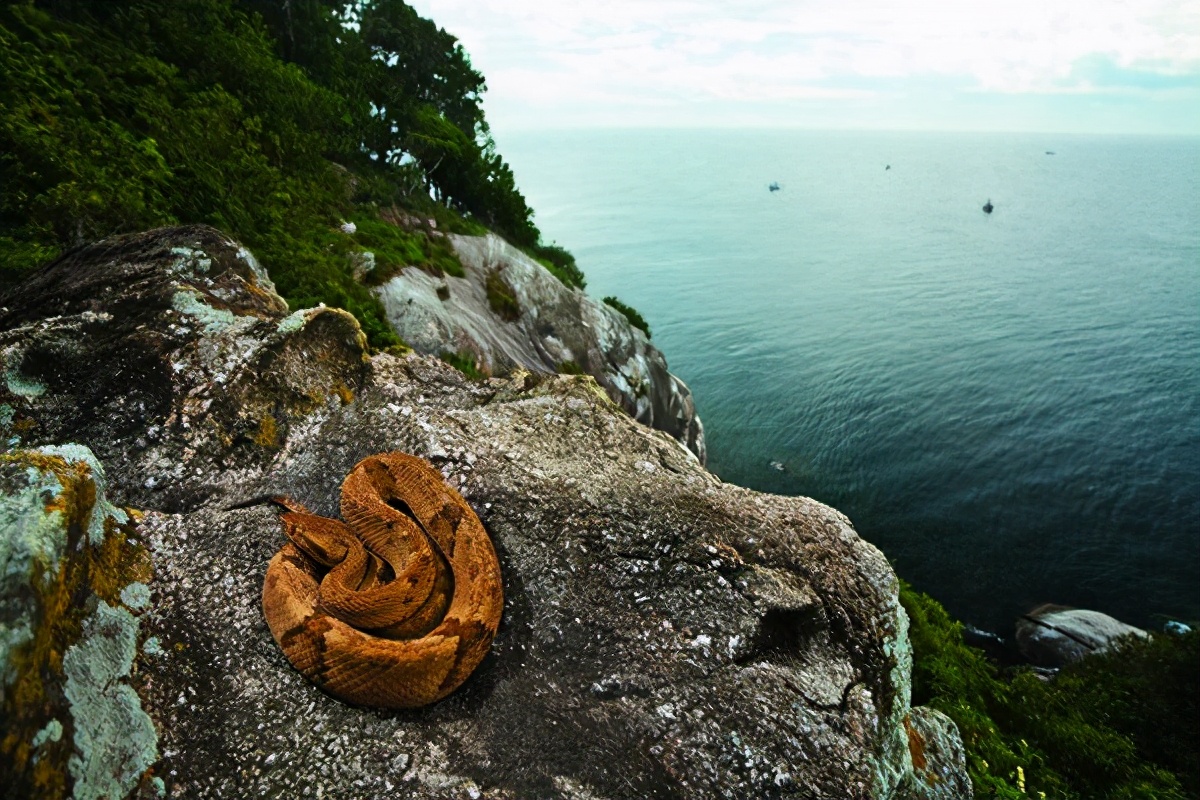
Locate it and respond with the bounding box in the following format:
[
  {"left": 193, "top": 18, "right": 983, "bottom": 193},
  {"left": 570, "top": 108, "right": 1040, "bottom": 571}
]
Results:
[{"left": 261, "top": 453, "right": 503, "bottom": 708}]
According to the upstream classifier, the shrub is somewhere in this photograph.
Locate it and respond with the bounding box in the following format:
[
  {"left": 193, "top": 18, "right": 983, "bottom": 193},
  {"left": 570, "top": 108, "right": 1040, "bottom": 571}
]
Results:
[
  {"left": 900, "top": 582, "right": 1196, "bottom": 799},
  {"left": 485, "top": 268, "right": 520, "bottom": 322},
  {"left": 603, "top": 296, "right": 651, "bottom": 338},
  {"left": 529, "top": 242, "right": 585, "bottom": 289},
  {"left": 349, "top": 213, "right": 464, "bottom": 282}
]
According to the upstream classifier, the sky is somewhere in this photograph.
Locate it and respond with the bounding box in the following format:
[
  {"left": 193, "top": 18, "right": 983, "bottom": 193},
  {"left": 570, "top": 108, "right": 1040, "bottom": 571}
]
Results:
[{"left": 405, "top": 0, "right": 1200, "bottom": 135}]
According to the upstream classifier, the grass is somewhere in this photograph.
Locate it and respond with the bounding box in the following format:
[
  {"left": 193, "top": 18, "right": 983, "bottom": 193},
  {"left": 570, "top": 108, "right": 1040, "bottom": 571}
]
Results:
[
  {"left": 439, "top": 349, "right": 484, "bottom": 380},
  {"left": 349, "top": 212, "right": 464, "bottom": 282}
]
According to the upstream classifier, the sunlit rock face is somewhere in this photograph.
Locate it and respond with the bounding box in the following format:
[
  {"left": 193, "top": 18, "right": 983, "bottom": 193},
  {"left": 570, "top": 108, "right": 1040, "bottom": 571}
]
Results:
[
  {"left": 376, "top": 232, "right": 706, "bottom": 463},
  {"left": 0, "top": 226, "right": 967, "bottom": 799}
]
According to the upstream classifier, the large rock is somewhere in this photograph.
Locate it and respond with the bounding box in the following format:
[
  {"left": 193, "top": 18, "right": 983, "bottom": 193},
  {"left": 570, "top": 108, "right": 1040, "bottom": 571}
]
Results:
[
  {"left": 375, "top": 231, "right": 706, "bottom": 462},
  {"left": 0, "top": 226, "right": 968, "bottom": 799},
  {"left": 1016, "top": 604, "right": 1150, "bottom": 668}
]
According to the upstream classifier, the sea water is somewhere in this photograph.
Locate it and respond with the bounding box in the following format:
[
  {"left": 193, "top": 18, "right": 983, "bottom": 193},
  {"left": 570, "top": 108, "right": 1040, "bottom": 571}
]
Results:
[{"left": 501, "top": 129, "right": 1200, "bottom": 633}]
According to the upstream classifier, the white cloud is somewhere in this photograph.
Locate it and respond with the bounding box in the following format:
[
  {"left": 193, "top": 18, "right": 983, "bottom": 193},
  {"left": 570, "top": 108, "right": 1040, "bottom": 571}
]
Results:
[{"left": 407, "top": 0, "right": 1200, "bottom": 132}]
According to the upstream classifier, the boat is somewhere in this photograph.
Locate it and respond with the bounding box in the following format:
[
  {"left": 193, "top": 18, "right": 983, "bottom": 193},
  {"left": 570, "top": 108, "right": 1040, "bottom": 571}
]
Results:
[
  {"left": 768, "top": 182, "right": 781, "bottom": 192},
  {"left": 983, "top": 199, "right": 994, "bottom": 214}
]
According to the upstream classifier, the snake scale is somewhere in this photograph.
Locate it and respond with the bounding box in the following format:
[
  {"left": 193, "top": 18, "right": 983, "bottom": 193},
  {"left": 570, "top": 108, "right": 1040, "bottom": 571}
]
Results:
[{"left": 261, "top": 453, "right": 503, "bottom": 708}]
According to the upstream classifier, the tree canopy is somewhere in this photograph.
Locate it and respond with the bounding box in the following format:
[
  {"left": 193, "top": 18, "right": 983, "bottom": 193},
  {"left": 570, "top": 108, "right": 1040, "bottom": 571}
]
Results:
[{"left": 0, "top": 0, "right": 574, "bottom": 346}]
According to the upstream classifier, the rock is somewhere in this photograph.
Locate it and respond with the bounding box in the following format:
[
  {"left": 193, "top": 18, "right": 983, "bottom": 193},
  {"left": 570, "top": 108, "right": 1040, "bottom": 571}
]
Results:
[
  {"left": 1, "top": 226, "right": 967, "bottom": 798},
  {"left": 0, "top": 225, "right": 370, "bottom": 512},
  {"left": 893, "top": 707, "right": 972, "bottom": 800},
  {"left": 375, "top": 232, "right": 706, "bottom": 462},
  {"left": 0, "top": 446, "right": 159, "bottom": 800},
  {"left": 1015, "top": 604, "right": 1150, "bottom": 668}
]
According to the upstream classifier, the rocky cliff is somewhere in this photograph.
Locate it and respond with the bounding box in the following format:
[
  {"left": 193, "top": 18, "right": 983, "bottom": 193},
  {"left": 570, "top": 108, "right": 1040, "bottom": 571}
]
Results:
[
  {"left": 0, "top": 226, "right": 969, "bottom": 799},
  {"left": 374, "top": 231, "right": 706, "bottom": 463}
]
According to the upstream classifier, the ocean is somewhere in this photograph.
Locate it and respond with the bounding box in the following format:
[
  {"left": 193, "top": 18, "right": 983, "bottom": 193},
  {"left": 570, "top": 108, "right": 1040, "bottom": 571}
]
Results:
[{"left": 499, "top": 129, "right": 1200, "bottom": 634}]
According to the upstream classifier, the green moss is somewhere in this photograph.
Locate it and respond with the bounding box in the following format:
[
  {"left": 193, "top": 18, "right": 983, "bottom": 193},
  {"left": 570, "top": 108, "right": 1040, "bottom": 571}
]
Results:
[
  {"left": 557, "top": 360, "right": 585, "bottom": 375},
  {"left": 602, "top": 296, "right": 651, "bottom": 339}
]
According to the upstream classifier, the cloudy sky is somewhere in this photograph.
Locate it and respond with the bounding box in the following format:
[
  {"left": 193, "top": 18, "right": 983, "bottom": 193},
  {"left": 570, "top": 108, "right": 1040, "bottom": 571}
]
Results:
[{"left": 406, "top": 0, "right": 1200, "bottom": 135}]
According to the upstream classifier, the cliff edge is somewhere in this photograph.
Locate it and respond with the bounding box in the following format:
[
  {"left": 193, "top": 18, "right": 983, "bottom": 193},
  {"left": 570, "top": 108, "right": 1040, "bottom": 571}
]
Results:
[{"left": 0, "top": 226, "right": 968, "bottom": 799}]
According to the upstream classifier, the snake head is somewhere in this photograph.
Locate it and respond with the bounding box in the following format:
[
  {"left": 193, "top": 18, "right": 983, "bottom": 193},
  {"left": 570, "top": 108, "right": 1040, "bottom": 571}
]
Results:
[{"left": 281, "top": 512, "right": 352, "bottom": 568}]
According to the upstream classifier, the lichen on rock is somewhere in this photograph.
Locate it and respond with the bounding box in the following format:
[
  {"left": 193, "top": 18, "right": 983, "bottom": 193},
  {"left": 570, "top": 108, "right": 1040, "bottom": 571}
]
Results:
[
  {"left": 63, "top": 600, "right": 158, "bottom": 800},
  {"left": 0, "top": 447, "right": 157, "bottom": 799}
]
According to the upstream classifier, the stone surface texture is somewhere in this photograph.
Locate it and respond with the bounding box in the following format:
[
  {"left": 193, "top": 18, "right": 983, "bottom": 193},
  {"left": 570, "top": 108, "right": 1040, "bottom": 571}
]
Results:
[
  {"left": 1015, "top": 604, "right": 1150, "bottom": 668},
  {"left": 0, "top": 226, "right": 968, "bottom": 799},
  {"left": 375, "top": 232, "right": 706, "bottom": 462}
]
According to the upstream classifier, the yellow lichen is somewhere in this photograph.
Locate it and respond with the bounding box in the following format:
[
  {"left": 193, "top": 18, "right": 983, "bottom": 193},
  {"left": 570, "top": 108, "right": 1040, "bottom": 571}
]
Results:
[
  {"left": 253, "top": 414, "right": 279, "bottom": 447},
  {"left": 0, "top": 452, "right": 150, "bottom": 799},
  {"left": 333, "top": 383, "right": 355, "bottom": 406}
]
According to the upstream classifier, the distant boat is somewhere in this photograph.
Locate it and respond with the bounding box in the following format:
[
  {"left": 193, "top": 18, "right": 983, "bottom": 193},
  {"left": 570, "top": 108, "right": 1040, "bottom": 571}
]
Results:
[
  {"left": 768, "top": 182, "right": 781, "bottom": 192},
  {"left": 1045, "top": 151, "right": 1056, "bottom": 155},
  {"left": 983, "top": 199, "right": 994, "bottom": 214},
  {"left": 885, "top": 164, "right": 891, "bottom": 170}
]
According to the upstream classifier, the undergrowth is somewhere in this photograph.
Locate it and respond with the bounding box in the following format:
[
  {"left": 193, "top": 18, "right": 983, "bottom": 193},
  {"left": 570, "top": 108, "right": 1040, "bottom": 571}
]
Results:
[{"left": 901, "top": 582, "right": 1198, "bottom": 799}]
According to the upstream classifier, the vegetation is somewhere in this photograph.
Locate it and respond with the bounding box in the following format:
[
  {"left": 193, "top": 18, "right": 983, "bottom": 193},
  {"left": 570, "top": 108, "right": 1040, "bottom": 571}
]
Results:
[
  {"left": 348, "top": 214, "right": 463, "bottom": 282},
  {"left": 0, "top": 0, "right": 575, "bottom": 347},
  {"left": 901, "top": 582, "right": 1198, "bottom": 799},
  {"left": 530, "top": 243, "right": 586, "bottom": 290},
  {"left": 603, "top": 296, "right": 651, "bottom": 338},
  {"left": 557, "top": 359, "right": 585, "bottom": 375},
  {"left": 484, "top": 268, "right": 520, "bottom": 321},
  {"left": 439, "top": 349, "right": 483, "bottom": 380}
]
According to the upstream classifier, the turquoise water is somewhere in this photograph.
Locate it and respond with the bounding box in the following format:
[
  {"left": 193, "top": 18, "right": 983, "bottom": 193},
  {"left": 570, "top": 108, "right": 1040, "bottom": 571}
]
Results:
[{"left": 501, "top": 129, "right": 1200, "bottom": 633}]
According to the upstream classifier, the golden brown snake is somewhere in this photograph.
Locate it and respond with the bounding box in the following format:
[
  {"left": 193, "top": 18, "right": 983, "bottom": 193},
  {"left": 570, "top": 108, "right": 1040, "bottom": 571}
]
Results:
[{"left": 261, "top": 453, "right": 503, "bottom": 708}]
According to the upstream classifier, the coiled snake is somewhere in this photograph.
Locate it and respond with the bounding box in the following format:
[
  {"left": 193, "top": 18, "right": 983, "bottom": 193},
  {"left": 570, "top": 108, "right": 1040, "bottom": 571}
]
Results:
[{"left": 261, "top": 453, "right": 503, "bottom": 708}]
